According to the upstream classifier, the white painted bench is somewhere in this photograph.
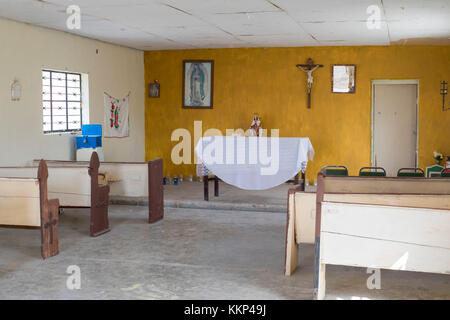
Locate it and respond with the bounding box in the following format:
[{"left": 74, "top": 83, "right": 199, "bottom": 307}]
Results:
[
  {"left": 313, "top": 173, "right": 450, "bottom": 299},
  {"left": 34, "top": 158, "right": 164, "bottom": 223},
  {"left": 0, "top": 152, "right": 110, "bottom": 237},
  {"left": 0, "top": 160, "right": 59, "bottom": 259}
]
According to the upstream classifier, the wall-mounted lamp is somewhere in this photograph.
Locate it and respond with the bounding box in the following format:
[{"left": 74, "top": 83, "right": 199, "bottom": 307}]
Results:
[
  {"left": 441, "top": 81, "right": 449, "bottom": 111},
  {"left": 11, "top": 79, "right": 21, "bottom": 101}
]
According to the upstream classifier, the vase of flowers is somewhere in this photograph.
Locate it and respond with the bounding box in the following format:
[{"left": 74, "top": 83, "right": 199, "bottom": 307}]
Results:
[{"left": 433, "top": 151, "right": 444, "bottom": 165}]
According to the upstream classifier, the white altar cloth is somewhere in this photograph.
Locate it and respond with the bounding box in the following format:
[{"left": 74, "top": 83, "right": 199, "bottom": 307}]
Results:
[{"left": 195, "top": 136, "right": 314, "bottom": 190}]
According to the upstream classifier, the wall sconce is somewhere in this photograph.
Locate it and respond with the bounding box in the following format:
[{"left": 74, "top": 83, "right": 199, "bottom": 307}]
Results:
[
  {"left": 441, "top": 81, "right": 449, "bottom": 111},
  {"left": 11, "top": 79, "right": 21, "bottom": 101}
]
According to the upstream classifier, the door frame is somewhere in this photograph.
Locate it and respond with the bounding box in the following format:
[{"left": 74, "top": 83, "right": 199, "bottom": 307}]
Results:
[{"left": 371, "top": 79, "right": 419, "bottom": 169}]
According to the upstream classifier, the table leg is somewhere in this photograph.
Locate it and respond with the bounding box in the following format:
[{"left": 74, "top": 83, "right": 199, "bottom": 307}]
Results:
[
  {"left": 203, "top": 175, "right": 209, "bottom": 201},
  {"left": 301, "top": 171, "right": 306, "bottom": 191},
  {"left": 214, "top": 176, "right": 219, "bottom": 197}
]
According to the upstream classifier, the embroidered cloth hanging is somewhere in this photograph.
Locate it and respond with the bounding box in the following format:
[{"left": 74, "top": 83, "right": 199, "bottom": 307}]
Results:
[{"left": 104, "top": 92, "right": 129, "bottom": 137}]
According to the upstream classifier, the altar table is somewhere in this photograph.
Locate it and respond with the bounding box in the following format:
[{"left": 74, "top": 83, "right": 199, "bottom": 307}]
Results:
[{"left": 195, "top": 136, "right": 314, "bottom": 197}]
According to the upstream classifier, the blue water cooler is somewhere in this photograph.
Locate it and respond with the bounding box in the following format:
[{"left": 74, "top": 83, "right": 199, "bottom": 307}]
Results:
[{"left": 76, "top": 124, "right": 104, "bottom": 161}]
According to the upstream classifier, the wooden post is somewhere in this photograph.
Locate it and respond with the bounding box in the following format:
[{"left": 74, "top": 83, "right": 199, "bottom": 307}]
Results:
[
  {"left": 88, "top": 152, "right": 110, "bottom": 237},
  {"left": 148, "top": 158, "right": 164, "bottom": 223},
  {"left": 38, "top": 159, "right": 60, "bottom": 259}
]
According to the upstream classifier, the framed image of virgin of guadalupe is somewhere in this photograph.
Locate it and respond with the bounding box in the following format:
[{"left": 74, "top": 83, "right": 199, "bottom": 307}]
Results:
[{"left": 182, "top": 60, "right": 214, "bottom": 109}]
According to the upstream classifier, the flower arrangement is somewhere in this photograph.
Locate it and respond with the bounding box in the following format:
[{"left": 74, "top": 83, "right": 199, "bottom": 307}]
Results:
[{"left": 434, "top": 151, "right": 444, "bottom": 164}]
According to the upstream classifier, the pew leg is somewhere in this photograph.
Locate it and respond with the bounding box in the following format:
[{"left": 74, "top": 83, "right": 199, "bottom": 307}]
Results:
[
  {"left": 316, "top": 263, "right": 326, "bottom": 300},
  {"left": 214, "top": 176, "right": 219, "bottom": 197},
  {"left": 285, "top": 192, "right": 299, "bottom": 276},
  {"left": 203, "top": 175, "right": 209, "bottom": 201}
]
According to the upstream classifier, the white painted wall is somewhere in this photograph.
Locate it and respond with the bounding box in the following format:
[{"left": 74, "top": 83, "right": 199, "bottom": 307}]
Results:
[{"left": 0, "top": 18, "right": 145, "bottom": 165}]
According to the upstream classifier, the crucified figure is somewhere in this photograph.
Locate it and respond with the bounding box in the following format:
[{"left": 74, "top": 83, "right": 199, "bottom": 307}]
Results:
[
  {"left": 296, "top": 58, "right": 323, "bottom": 108},
  {"left": 299, "top": 65, "right": 320, "bottom": 91}
]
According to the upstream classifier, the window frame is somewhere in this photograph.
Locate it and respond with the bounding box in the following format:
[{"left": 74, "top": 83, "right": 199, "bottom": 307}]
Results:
[{"left": 42, "top": 69, "right": 83, "bottom": 134}]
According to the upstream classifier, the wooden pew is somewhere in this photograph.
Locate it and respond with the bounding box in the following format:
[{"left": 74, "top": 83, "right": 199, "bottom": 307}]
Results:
[
  {"left": 0, "top": 160, "right": 59, "bottom": 259},
  {"left": 285, "top": 186, "right": 316, "bottom": 276},
  {"left": 0, "top": 152, "right": 110, "bottom": 237},
  {"left": 33, "top": 158, "right": 164, "bottom": 224},
  {"left": 284, "top": 175, "right": 450, "bottom": 276},
  {"left": 313, "top": 173, "right": 450, "bottom": 300}
]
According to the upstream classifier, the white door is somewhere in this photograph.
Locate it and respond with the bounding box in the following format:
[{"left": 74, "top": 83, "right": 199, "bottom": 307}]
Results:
[{"left": 373, "top": 83, "right": 417, "bottom": 176}]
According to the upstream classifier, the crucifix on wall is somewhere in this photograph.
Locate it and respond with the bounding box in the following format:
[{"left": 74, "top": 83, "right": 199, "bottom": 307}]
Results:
[{"left": 296, "top": 58, "right": 323, "bottom": 108}]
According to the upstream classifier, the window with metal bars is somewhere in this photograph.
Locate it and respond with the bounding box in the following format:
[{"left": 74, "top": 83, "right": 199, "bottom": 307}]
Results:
[{"left": 42, "top": 70, "right": 82, "bottom": 133}]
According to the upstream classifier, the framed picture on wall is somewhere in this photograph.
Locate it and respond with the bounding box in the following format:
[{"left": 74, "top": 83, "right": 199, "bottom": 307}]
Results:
[
  {"left": 149, "top": 81, "right": 160, "bottom": 98},
  {"left": 182, "top": 60, "right": 214, "bottom": 108},
  {"left": 332, "top": 65, "right": 356, "bottom": 93}
]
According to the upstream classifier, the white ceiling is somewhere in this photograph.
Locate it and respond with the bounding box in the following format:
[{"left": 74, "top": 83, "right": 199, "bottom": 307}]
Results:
[{"left": 1, "top": 0, "right": 449, "bottom": 50}]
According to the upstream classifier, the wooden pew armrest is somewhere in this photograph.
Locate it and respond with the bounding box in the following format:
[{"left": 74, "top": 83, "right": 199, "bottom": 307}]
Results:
[
  {"left": 95, "top": 184, "right": 110, "bottom": 207},
  {"left": 47, "top": 198, "right": 60, "bottom": 214}
]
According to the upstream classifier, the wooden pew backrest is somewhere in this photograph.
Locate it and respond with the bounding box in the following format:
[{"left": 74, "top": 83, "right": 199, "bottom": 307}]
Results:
[
  {"left": 0, "top": 177, "right": 40, "bottom": 227},
  {"left": 34, "top": 159, "right": 149, "bottom": 197},
  {"left": 323, "top": 193, "right": 450, "bottom": 210},
  {"left": 289, "top": 190, "right": 450, "bottom": 249},
  {"left": 320, "top": 175, "right": 450, "bottom": 194},
  {"left": 33, "top": 157, "right": 164, "bottom": 225},
  {"left": 0, "top": 167, "right": 91, "bottom": 207},
  {"left": 316, "top": 201, "right": 450, "bottom": 299}
]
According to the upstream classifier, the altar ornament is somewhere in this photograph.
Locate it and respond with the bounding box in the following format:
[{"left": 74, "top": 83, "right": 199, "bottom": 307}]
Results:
[
  {"left": 250, "top": 113, "right": 262, "bottom": 137},
  {"left": 434, "top": 151, "right": 444, "bottom": 165}
]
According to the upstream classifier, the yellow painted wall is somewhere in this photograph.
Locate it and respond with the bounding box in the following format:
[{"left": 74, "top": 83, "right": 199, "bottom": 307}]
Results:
[{"left": 145, "top": 46, "right": 450, "bottom": 182}]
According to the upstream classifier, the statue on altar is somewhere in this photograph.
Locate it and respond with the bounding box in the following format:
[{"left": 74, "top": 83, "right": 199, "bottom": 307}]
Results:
[{"left": 249, "top": 113, "right": 262, "bottom": 137}]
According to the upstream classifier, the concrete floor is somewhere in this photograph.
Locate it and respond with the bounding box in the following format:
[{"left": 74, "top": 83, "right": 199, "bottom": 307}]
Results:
[
  {"left": 164, "top": 181, "right": 293, "bottom": 212},
  {"left": 0, "top": 205, "right": 449, "bottom": 300},
  {"left": 113, "top": 181, "right": 314, "bottom": 212}
]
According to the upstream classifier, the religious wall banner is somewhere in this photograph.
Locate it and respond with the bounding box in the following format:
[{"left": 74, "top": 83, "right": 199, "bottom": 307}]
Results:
[{"left": 103, "top": 92, "right": 129, "bottom": 138}]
